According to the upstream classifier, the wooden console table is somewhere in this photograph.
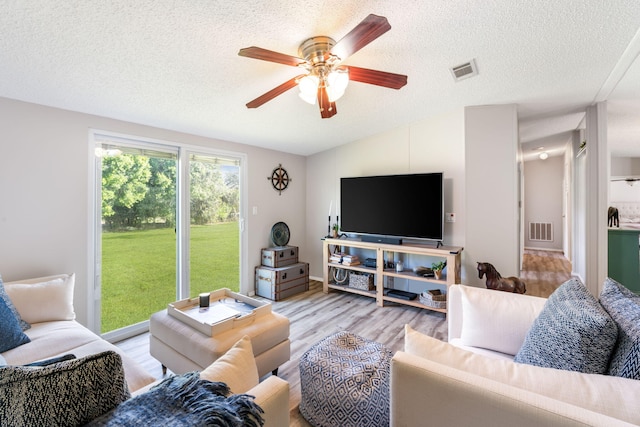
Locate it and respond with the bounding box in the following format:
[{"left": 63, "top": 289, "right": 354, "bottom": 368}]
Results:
[{"left": 322, "top": 238, "right": 463, "bottom": 314}]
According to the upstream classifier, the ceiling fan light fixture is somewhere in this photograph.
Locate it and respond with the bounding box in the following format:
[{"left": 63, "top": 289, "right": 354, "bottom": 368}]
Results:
[
  {"left": 298, "top": 74, "right": 319, "bottom": 104},
  {"left": 326, "top": 68, "right": 349, "bottom": 102}
]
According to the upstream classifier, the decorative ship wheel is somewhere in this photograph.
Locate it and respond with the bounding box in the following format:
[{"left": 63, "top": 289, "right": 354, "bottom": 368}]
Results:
[{"left": 269, "top": 164, "right": 290, "bottom": 195}]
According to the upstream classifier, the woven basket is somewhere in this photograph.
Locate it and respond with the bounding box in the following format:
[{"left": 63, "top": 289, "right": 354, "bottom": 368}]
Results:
[
  {"left": 419, "top": 291, "right": 447, "bottom": 309},
  {"left": 348, "top": 273, "right": 375, "bottom": 291}
]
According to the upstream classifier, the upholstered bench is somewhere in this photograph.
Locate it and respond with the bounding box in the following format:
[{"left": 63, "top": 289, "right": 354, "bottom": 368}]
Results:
[
  {"left": 299, "top": 331, "right": 393, "bottom": 427},
  {"left": 149, "top": 308, "right": 290, "bottom": 378}
]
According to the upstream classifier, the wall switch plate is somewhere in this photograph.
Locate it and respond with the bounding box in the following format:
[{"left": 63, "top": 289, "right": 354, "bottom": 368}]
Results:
[{"left": 446, "top": 212, "right": 456, "bottom": 222}]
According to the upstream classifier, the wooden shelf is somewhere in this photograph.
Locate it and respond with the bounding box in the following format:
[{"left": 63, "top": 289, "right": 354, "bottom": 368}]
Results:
[
  {"left": 382, "top": 269, "right": 448, "bottom": 285},
  {"left": 327, "top": 262, "right": 375, "bottom": 275},
  {"left": 323, "top": 237, "right": 463, "bottom": 315},
  {"left": 382, "top": 294, "right": 447, "bottom": 313},
  {"left": 327, "top": 283, "right": 377, "bottom": 298}
]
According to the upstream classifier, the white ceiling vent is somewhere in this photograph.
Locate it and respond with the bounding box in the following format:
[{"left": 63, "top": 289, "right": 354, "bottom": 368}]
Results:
[{"left": 450, "top": 59, "right": 478, "bottom": 82}]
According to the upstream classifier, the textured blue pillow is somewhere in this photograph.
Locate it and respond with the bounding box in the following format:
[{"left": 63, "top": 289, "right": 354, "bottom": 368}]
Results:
[
  {"left": 0, "top": 351, "right": 129, "bottom": 426},
  {"left": 514, "top": 277, "right": 618, "bottom": 373},
  {"left": 0, "top": 297, "right": 31, "bottom": 353},
  {"left": 0, "top": 275, "right": 30, "bottom": 331},
  {"left": 599, "top": 277, "right": 640, "bottom": 379}
]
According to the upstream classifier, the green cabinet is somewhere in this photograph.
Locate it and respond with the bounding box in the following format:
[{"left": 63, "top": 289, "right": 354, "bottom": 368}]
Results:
[{"left": 608, "top": 228, "right": 640, "bottom": 294}]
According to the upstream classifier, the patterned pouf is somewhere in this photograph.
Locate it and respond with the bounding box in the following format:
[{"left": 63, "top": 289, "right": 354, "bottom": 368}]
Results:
[{"left": 299, "top": 331, "right": 393, "bottom": 427}]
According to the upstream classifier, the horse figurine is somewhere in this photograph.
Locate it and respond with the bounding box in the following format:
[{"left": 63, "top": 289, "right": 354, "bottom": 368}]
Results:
[
  {"left": 477, "top": 262, "right": 526, "bottom": 294},
  {"left": 608, "top": 206, "right": 619, "bottom": 227}
]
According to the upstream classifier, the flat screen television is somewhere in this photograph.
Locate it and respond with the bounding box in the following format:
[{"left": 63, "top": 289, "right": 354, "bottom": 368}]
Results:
[{"left": 340, "top": 173, "right": 444, "bottom": 243}]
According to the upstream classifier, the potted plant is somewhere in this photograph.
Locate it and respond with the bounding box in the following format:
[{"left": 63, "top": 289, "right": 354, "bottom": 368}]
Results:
[
  {"left": 431, "top": 261, "right": 446, "bottom": 280},
  {"left": 332, "top": 223, "right": 339, "bottom": 238}
]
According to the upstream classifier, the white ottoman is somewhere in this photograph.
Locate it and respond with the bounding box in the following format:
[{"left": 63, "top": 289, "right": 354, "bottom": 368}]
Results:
[
  {"left": 299, "top": 331, "right": 393, "bottom": 427},
  {"left": 149, "top": 309, "right": 290, "bottom": 378}
]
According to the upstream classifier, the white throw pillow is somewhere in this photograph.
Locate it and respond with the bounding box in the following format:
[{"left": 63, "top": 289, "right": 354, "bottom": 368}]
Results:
[
  {"left": 4, "top": 274, "right": 75, "bottom": 323},
  {"left": 404, "top": 325, "right": 640, "bottom": 425},
  {"left": 199, "top": 335, "right": 259, "bottom": 394},
  {"left": 458, "top": 285, "right": 545, "bottom": 355}
]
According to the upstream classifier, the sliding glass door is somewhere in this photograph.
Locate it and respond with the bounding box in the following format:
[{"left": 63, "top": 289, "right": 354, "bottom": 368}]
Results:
[
  {"left": 93, "top": 133, "right": 242, "bottom": 337},
  {"left": 188, "top": 154, "right": 240, "bottom": 296}
]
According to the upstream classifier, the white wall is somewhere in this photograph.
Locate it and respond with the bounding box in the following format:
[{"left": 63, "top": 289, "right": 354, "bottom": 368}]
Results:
[
  {"left": 306, "top": 108, "right": 467, "bottom": 281},
  {"left": 0, "top": 97, "right": 306, "bottom": 328},
  {"left": 610, "top": 180, "right": 640, "bottom": 202},
  {"left": 610, "top": 156, "right": 640, "bottom": 202},
  {"left": 524, "top": 156, "right": 564, "bottom": 250},
  {"left": 573, "top": 130, "right": 587, "bottom": 282},
  {"left": 464, "top": 104, "right": 520, "bottom": 285},
  {"left": 611, "top": 156, "right": 640, "bottom": 177},
  {"left": 584, "top": 103, "right": 609, "bottom": 296}
]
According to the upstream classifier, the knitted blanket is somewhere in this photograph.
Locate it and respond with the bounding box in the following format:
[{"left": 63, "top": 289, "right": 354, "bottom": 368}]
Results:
[{"left": 86, "top": 372, "right": 264, "bottom": 427}]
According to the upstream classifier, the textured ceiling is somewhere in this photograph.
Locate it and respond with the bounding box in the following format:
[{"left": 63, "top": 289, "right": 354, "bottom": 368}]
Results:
[{"left": 1, "top": 1, "right": 639, "bottom": 159}]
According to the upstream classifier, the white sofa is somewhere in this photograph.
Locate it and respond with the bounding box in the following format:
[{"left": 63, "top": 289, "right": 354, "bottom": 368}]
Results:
[
  {"left": 1, "top": 273, "right": 289, "bottom": 426},
  {"left": 1, "top": 273, "right": 156, "bottom": 392},
  {"left": 390, "top": 284, "right": 640, "bottom": 427}
]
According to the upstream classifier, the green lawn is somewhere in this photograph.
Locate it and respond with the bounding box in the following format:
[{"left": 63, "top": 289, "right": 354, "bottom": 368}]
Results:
[{"left": 101, "top": 222, "right": 239, "bottom": 333}]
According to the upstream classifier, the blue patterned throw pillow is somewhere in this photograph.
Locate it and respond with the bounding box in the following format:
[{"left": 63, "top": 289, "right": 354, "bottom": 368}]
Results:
[
  {"left": 514, "top": 277, "right": 618, "bottom": 374},
  {"left": 599, "top": 277, "right": 640, "bottom": 380},
  {"left": 0, "top": 275, "right": 30, "bottom": 331},
  {"left": 0, "top": 297, "right": 31, "bottom": 353},
  {"left": 0, "top": 351, "right": 129, "bottom": 427}
]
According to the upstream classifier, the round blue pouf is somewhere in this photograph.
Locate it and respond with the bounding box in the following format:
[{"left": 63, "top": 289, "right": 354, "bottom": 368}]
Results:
[{"left": 299, "top": 331, "right": 393, "bottom": 427}]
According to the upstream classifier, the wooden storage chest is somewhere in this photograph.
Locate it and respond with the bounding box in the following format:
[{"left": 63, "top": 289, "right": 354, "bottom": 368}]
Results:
[
  {"left": 255, "top": 262, "right": 309, "bottom": 301},
  {"left": 261, "top": 245, "right": 299, "bottom": 268}
]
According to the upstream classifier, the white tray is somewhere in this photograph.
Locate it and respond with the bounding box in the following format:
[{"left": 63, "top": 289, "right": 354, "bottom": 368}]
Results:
[{"left": 168, "top": 288, "right": 271, "bottom": 336}]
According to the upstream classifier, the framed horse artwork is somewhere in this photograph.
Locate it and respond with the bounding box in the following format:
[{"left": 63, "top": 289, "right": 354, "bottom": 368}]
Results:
[{"left": 477, "top": 262, "right": 526, "bottom": 294}]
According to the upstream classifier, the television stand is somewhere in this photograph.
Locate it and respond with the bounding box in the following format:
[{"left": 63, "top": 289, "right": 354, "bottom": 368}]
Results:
[{"left": 322, "top": 238, "right": 463, "bottom": 315}]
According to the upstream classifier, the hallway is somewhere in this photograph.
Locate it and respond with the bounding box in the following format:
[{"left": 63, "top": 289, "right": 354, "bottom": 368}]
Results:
[{"left": 521, "top": 249, "right": 572, "bottom": 298}]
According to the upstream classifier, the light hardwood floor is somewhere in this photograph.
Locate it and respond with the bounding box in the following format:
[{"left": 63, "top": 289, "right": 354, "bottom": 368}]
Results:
[{"left": 116, "top": 249, "right": 571, "bottom": 425}]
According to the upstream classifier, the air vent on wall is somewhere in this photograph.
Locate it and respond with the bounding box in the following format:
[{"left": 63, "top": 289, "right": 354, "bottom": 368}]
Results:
[
  {"left": 450, "top": 59, "right": 478, "bottom": 82},
  {"left": 529, "top": 222, "right": 553, "bottom": 242}
]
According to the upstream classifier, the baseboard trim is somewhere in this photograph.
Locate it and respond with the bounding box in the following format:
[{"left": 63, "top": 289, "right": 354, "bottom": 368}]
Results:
[{"left": 524, "top": 246, "right": 564, "bottom": 253}]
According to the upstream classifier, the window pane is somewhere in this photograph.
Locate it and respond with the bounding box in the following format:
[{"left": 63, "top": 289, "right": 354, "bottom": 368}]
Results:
[
  {"left": 100, "top": 146, "right": 177, "bottom": 333},
  {"left": 189, "top": 154, "right": 240, "bottom": 296}
]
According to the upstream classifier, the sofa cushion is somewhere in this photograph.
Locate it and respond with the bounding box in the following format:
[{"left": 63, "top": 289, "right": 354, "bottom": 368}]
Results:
[
  {"left": 0, "top": 275, "right": 30, "bottom": 331},
  {"left": 0, "top": 297, "right": 31, "bottom": 352},
  {"left": 0, "top": 351, "right": 130, "bottom": 427},
  {"left": 514, "top": 277, "right": 618, "bottom": 373},
  {"left": 458, "top": 285, "right": 545, "bottom": 355},
  {"left": 4, "top": 274, "right": 75, "bottom": 323},
  {"left": 404, "top": 325, "right": 640, "bottom": 425},
  {"left": 199, "top": 335, "right": 259, "bottom": 394},
  {"left": 1, "top": 320, "right": 156, "bottom": 393},
  {"left": 599, "top": 277, "right": 640, "bottom": 380}
]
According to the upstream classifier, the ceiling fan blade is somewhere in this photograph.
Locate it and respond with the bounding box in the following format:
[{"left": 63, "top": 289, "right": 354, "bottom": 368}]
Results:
[
  {"left": 246, "top": 75, "right": 304, "bottom": 109},
  {"left": 330, "top": 14, "right": 392, "bottom": 60},
  {"left": 346, "top": 65, "right": 408, "bottom": 89},
  {"left": 317, "top": 86, "right": 337, "bottom": 118},
  {"left": 238, "top": 46, "right": 305, "bottom": 67}
]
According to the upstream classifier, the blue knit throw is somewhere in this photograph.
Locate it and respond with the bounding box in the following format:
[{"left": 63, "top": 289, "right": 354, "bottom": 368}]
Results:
[{"left": 87, "top": 372, "right": 264, "bottom": 426}]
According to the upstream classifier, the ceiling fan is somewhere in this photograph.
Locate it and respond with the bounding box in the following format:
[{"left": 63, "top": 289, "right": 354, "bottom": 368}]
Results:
[
  {"left": 611, "top": 177, "right": 640, "bottom": 186},
  {"left": 238, "top": 14, "right": 408, "bottom": 119}
]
